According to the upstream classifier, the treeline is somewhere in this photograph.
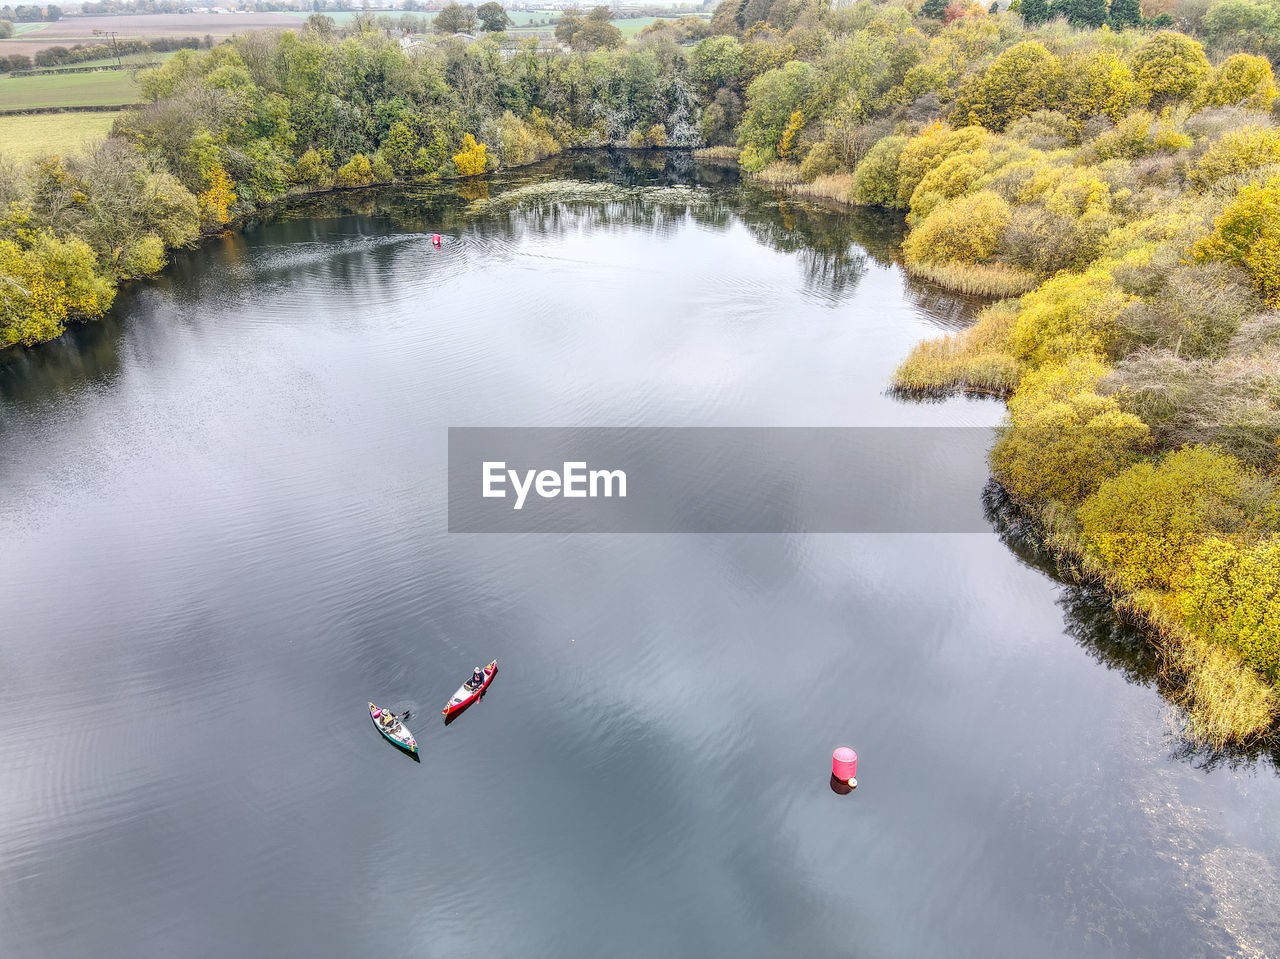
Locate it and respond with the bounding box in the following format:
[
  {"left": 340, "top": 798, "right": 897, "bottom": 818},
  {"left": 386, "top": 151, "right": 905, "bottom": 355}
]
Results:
[
  {"left": 0, "top": 4, "right": 59, "bottom": 20},
  {"left": 79, "top": 1, "right": 194, "bottom": 12},
  {"left": 0, "top": 14, "right": 709, "bottom": 350},
  {"left": 15, "top": 35, "right": 210, "bottom": 71}
]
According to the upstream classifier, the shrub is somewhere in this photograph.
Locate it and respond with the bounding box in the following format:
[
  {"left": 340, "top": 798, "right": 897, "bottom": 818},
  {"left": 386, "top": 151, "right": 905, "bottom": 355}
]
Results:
[
  {"left": 798, "top": 141, "right": 838, "bottom": 180},
  {"left": 894, "top": 124, "right": 991, "bottom": 206},
  {"left": 998, "top": 205, "right": 1104, "bottom": 276},
  {"left": 1078, "top": 446, "right": 1263, "bottom": 591},
  {"left": 0, "top": 232, "right": 116, "bottom": 349},
  {"left": 902, "top": 190, "right": 1010, "bottom": 265},
  {"left": 907, "top": 149, "right": 991, "bottom": 223},
  {"left": 335, "top": 153, "right": 375, "bottom": 188},
  {"left": 1194, "top": 175, "right": 1280, "bottom": 306},
  {"left": 992, "top": 355, "right": 1151, "bottom": 504},
  {"left": 1114, "top": 262, "right": 1257, "bottom": 358},
  {"left": 1182, "top": 538, "right": 1280, "bottom": 680},
  {"left": 1005, "top": 110, "right": 1073, "bottom": 149},
  {"left": 850, "top": 134, "right": 906, "bottom": 206},
  {"left": 1201, "top": 53, "right": 1277, "bottom": 111},
  {"left": 1010, "top": 268, "right": 1132, "bottom": 367},
  {"left": 1189, "top": 126, "right": 1280, "bottom": 190},
  {"left": 1108, "top": 346, "right": 1280, "bottom": 466},
  {"left": 951, "top": 41, "right": 1062, "bottom": 131},
  {"left": 452, "top": 134, "right": 489, "bottom": 177},
  {"left": 1130, "top": 32, "right": 1211, "bottom": 109},
  {"left": 497, "top": 111, "right": 560, "bottom": 168}
]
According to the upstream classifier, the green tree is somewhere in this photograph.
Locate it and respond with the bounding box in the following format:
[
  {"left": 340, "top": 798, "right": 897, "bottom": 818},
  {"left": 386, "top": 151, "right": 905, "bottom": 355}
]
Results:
[
  {"left": 1057, "top": 0, "right": 1108, "bottom": 27},
  {"left": 476, "top": 2, "right": 509, "bottom": 31},
  {"left": 922, "top": 0, "right": 947, "bottom": 18},
  {"left": 1108, "top": 0, "right": 1141, "bottom": 27},
  {"left": 433, "top": 2, "right": 477, "bottom": 34},
  {"left": 690, "top": 35, "right": 744, "bottom": 94},
  {"left": 1020, "top": 0, "right": 1051, "bottom": 23},
  {"left": 737, "top": 60, "right": 816, "bottom": 167}
]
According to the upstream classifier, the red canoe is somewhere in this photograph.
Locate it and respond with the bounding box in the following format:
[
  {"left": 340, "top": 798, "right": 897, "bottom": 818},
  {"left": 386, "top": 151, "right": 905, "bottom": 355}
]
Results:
[{"left": 443, "top": 660, "right": 497, "bottom": 718}]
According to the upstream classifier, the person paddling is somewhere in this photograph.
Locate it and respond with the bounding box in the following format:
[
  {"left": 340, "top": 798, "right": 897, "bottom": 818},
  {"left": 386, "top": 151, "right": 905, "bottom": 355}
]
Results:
[{"left": 465, "top": 666, "right": 485, "bottom": 690}]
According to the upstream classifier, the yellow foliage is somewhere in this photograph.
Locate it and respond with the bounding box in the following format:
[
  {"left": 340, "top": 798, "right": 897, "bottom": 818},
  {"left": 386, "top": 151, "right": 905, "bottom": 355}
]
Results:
[
  {"left": 993, "top": 355, "right": 1150, "bottom": 505},
  {"left": 1202, "top": 54, "right": 1278, "bottom": 112},
  {"left": 1194, "top": 175, "right": 1280, "bottom": 306},
  {"left": 1009, "top": 268, "right": 1131, "bottom": 366},
  {"left": 901, "top": 190, "right": 1009, "bottom": 265},
  {"left": 0, "top": 231, "right": 115, "bottom": 349},
  {"left": 453, "top": 133, "right": 489, "bottom": 177},
  {"left": 335, "top": 154, "right": 376, "bottom": 188},
  {"left": 907, "top": 149, "right": 991, "bottom": 223},
  {"left": 497, "top": 111, "right": 561, "bottom": 167},
  {"left": 1078, "top": 446, "right": 1258, "bottom": 591},
  {"left": 196, "top": 165, "right": 236, "bottom": 228},
  {"left": 1191, "top": 127, "right": 1280, "bottom": 189},
  {"left": 894, "top": 123, "right": 991, "bottom": 206},
  {"left": 1183, "top": 537, "right": 1280, "bottom": 680},
  {"left": 1130, "top": 31, "right": 1210, "bottom": 108},
  {"left": 778, "top": 110, "right": 804, "bottom": 159}
]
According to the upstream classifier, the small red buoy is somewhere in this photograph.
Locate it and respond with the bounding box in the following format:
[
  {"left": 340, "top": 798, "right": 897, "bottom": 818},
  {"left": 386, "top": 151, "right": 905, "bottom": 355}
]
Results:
[
  {"left": 431, "top": 234, "right": 442, "bottom": 246},
  {"left": 832, "top": 747, "right": 857, "bottom": 787}
]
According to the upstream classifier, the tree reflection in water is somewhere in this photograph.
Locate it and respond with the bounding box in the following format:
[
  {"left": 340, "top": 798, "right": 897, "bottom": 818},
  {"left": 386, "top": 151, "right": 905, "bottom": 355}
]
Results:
[{"left": 983, "top": 481, "right": 1280, "bottom": 771}]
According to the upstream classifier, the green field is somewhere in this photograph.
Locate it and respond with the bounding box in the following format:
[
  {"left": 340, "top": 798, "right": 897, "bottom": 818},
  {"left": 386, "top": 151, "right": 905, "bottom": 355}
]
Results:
[
  {"left": 0, "top": 70, "right": 141, "bottom": 110},
  {"left": 0, "top": 110, "right": 119, "bottom": 160}
]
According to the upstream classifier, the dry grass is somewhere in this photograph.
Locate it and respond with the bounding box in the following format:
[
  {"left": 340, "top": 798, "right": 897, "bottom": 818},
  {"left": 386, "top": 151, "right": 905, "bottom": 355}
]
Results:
[
  {"left": 751, "top": 160, "right": 803, "bottom": 187},
  {"left": 1036, "top": 503, "right": 1280, "bottom": 748},
  {"left": 748, "top": 164, "right": 858, "bottom": 205},
  {"left": 893, "top": 299, "right": 1024, "bottom": 394},
  {"left": 692, "top": 145, "right": 740, "bottom": 162},
  {"left": 904, "top": 259, "right": 1039, "bottom": 297},
  {"left": 786, "top": 172, "right": 857, "bottom": 204}
]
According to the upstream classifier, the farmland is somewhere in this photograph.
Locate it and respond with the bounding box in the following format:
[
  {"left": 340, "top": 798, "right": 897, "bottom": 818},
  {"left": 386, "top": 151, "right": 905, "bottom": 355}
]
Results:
[
  {"left": 0, "top": 110, "right": 117, "bottom": 160},
  {"left": 0, "top": 70, "right": 140, "bottom": 110},
  {"left": 0, "top": 13, "right": 303, "bottom": 58}
]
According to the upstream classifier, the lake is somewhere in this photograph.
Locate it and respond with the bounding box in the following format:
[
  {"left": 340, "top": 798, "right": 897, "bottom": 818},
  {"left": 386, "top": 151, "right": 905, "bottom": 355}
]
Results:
[{"left": 1, "top": 152, "right": 1277, "bottom": 958}]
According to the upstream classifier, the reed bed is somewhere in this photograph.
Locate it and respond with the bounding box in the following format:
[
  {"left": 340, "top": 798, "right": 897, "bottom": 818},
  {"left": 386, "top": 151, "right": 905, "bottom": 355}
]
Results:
[
  {"left": 892, "top": 300, "right": 1024, "bottom": 395},
  {"left": 691, "top": 145, "right": 740, "bottom": 162},
  {"left": 904, "top": 259, "right": 1039, "bottom": 298}
]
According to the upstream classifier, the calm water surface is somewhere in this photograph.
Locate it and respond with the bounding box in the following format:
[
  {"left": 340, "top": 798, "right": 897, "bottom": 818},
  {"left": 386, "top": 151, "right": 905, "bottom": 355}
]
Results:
[{"left": 2, "top": 153, "right": 1278, "bottom": 958}]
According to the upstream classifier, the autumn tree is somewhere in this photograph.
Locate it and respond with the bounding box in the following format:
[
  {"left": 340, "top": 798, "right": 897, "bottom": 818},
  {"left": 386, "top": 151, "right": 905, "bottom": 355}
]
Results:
[{"left": 1130, "top": 31, "right": 1210, "bottom": 108}]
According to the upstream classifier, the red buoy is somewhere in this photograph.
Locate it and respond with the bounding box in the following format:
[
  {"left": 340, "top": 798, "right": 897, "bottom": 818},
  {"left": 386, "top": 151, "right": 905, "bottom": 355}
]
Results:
[
  {"left": 832, "top": 747, "right": 857, "bottom": 786},
  {"left": 431, "top": 234, "right": 442, "bottom": 246}
]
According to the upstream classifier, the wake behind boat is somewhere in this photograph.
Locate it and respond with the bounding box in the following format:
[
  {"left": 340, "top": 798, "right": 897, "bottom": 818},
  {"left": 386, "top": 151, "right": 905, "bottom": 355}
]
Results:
[
  {"left": 369, "top": 702, "right": 418, "bottom": 755},
  {"left": 443, "top": 660, "right": 497, "bottom": 720}
]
